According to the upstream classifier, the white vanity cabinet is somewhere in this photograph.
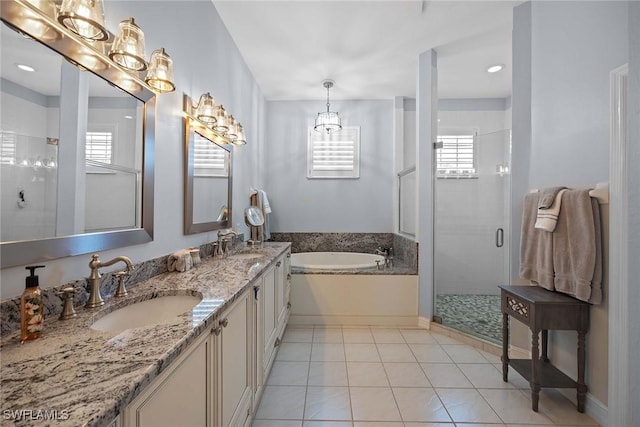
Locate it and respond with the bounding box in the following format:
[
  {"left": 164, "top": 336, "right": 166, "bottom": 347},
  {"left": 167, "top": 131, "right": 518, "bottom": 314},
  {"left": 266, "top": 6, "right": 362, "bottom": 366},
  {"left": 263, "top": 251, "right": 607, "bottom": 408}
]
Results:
[
  {"left": 123, "top": 329, "right": 214, "bottom": 427},
  {"left": 215, "top": 289, "right": 253, "bottom": 427}
]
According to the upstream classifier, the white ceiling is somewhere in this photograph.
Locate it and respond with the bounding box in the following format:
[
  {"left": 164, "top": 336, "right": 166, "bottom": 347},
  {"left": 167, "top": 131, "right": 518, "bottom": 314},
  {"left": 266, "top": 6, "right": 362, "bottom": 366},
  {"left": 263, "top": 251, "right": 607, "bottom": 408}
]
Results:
[{"left": 213, "top": 0, "right": 518, "bottom": 101}]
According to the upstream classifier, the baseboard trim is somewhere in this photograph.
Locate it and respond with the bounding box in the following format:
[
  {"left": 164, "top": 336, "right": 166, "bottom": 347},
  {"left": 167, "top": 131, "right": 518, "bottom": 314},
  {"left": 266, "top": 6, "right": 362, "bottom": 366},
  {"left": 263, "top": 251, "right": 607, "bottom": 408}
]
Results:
[
  {"left": 557, "top": 389, "right": 608, "bottom": 426},
  {"left": 418, "top": 316, "right": 431, "bottom": 329},
  {"left": 288, "top": 314, "right": 418, "bottom": 326}
]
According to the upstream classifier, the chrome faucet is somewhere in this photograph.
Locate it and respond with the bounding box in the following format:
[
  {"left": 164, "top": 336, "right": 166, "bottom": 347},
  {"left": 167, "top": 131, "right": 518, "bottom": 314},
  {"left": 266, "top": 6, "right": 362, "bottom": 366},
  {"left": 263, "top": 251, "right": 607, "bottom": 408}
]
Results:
[
  {"left": 217, "top": 230, "right": 239, "bottom": 257},
  {"left": 86, "top": 254, "right": 133, "bottom": 308},
  {"left": 375, "top": 247, "right": 394, "bottom": 269}
]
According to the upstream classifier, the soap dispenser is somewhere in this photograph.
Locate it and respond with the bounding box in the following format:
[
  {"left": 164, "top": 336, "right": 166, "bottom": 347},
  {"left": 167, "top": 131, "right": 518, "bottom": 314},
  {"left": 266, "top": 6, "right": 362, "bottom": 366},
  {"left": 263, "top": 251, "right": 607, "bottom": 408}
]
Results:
[{"left": 20, "top": 265, "right": 45, "bottom": 343}]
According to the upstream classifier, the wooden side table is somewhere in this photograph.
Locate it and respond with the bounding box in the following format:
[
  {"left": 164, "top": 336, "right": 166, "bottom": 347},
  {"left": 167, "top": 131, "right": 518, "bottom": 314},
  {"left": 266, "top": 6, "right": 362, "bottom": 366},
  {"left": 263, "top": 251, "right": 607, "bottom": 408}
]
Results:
[{"left": 499, "top": 285, "right": 590, "bottom": 413}]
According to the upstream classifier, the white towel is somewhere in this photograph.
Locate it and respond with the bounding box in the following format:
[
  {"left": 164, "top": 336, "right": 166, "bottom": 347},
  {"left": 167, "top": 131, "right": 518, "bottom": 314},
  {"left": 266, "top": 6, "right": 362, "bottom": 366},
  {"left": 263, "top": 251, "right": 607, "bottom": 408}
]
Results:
[
  {"left": 259, "top": 190, "right": 272, "bottom": 214},
  {"left": 257, "top": 189, "right": 271, "bottom": 240},
  {"left": 167, "top": 249, "right": 193, "bottom": 272},
  {"left": 535, "top": 189, "right": 568, "bottom": 232}
]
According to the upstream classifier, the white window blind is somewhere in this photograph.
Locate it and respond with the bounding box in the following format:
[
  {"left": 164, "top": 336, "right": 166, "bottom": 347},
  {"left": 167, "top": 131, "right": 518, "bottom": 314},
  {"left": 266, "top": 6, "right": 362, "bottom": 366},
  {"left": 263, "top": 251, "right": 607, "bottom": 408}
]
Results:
[
  {"left": 0, "top": 132, "right": 16, "bottom": 165},
  {"left": 436, "top": 134, "right": 477, "bottom": 178},
  {"left": 86, "top": 131, "right": 113, "bottom": 164},
  {"left": 194, "top": 133, "right": 228, "bottom": 177},
  {"left": 307, "top": 126, "right": 360, "bottom": 179}
]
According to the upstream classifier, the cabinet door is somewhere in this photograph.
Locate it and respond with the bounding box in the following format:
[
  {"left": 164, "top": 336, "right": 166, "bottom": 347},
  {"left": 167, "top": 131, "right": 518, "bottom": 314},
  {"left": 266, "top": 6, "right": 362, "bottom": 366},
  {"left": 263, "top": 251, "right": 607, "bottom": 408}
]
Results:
[
  {"left": 218, "top": 290, "right": 253, "bottom": 427},
  {"left": 262, "top": 264, "right": 278, "bottom": 374},
  {"left": 124, "top": 332, "right": 212, "bottom": 427},
  {"left": 253, "top": 277, "right": 265, "bottom": 404},
  {"left": 275, "top": 257, "right": 286, "bottom": 328}
]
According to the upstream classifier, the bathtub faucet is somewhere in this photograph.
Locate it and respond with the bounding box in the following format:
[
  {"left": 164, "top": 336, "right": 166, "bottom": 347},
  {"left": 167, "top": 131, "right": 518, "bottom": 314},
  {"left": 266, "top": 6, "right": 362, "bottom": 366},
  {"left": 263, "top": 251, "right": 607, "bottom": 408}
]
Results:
[{"left": 375, "top": 247, "right": 394, "bottom": 269}]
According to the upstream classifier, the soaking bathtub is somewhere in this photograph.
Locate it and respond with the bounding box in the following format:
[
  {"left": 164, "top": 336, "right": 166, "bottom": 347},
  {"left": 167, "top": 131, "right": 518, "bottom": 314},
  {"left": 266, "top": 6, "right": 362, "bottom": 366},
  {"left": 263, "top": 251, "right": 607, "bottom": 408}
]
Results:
[{"left": 289, "top": 251, "right": 419, "bottom": 326}]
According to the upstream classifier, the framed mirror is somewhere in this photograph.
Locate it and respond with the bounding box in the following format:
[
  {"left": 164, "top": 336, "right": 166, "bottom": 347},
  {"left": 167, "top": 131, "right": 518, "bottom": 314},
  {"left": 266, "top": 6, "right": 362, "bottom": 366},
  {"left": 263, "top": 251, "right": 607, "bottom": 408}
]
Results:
[
  {"left": 1, "top": 1, "right": 156, "bottom": 267},
  {"left": 183, "top": 97, "right": 232, "bottom": 234}
]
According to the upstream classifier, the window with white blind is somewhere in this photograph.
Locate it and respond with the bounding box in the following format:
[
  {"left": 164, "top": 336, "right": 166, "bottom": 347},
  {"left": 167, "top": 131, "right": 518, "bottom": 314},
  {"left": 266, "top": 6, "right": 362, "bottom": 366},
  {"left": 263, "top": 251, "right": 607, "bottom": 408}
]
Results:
[
  {"left": 86, "top": 131, "right": 113, "bottom": 164},
  {"left": 436, "top": 133, "right": 477, "bottom": 178},
  {"left": 193, "top": 132, "right": 228, "bottom": 177},
  {"left": 0, "top": 131, "right": 16, "bottom": 165},
  {"left": 307, "top": 126, "right": 360, "bottom": 179}
]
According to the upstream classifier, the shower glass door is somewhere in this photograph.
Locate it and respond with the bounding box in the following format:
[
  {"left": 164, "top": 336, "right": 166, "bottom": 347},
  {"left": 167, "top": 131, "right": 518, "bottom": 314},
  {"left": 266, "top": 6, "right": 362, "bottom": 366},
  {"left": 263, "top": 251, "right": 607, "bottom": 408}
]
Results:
[{"left": 433, "top": 129, "right": 511, "bottom": 344}]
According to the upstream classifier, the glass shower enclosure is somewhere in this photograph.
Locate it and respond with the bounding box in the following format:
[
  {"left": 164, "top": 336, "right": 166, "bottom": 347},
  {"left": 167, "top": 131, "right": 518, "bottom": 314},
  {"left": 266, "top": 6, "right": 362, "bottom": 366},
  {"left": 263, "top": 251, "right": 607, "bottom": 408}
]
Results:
[{"left": 433, "top": 129, "right": 511, "bottom": 344}]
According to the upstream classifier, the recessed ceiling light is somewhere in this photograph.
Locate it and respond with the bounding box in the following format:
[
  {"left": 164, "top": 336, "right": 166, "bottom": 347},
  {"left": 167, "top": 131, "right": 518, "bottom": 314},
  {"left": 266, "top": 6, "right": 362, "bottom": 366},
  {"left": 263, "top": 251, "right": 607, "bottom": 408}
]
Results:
[
  {"left": 487, "top": 64, "right": 504, "bottom": 73},
  {"left": 124, "top": 115, "right": 133, "bottom": 120},
  {"left": 16, "top": 63, "right": 36, "bottom": 72}
]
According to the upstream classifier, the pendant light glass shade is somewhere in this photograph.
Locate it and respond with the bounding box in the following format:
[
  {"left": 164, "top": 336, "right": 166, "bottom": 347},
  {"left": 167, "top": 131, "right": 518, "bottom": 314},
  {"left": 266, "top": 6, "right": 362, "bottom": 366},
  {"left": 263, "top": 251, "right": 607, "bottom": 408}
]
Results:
[
  {"left": 145, "top": 48, "right": 175, "bottom": 93},
  {"left": 57, "top": 0, "right": 109, "bottom": 41},
  {"left": 225, "top": 116, "right": 238, "bottom": 141},
  {"left": 213, "top": 105, "right": 229, "bottom": 133},
  {"left": 195, "top": 93, "right": 216, "bottom": 125},
  {"left": 234, "top": 124, "right": 247, "bottom": 146},
  {"left": 109, "top": 18, "right": 147, "bottom": 71},
  {"left": 314, "top": 79, "right": 342, "bottom": 134}
]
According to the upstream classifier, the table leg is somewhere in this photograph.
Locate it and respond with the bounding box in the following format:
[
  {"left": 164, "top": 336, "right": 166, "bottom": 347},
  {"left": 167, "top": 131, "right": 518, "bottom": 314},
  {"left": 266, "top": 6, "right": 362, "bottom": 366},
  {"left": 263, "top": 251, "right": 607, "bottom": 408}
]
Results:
[
  {"left": 502, "top": 312, "right": 509, "bottom": 382},
  {"left": 541, "top": 330, "right": 549, "bottom": 363},
  {"left": 577, "top": 329, "right": 587, "bottom": 413},
  {"left": 531, "top": 329, "right": 540, "bottom": 412}
]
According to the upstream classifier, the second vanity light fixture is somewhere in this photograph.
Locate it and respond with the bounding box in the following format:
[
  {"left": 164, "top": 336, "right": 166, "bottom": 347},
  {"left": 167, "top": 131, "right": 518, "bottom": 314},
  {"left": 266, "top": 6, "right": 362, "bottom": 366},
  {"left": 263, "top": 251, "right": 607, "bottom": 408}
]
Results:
[
  {"left": 188, "top": 93, "right": 247, "bottom": 146},
  {"left": 56, "top": 0, "right": 175, "bottom": 93},
  {"left": 314, "top": 79, "right": 342, "bottom": 134}
]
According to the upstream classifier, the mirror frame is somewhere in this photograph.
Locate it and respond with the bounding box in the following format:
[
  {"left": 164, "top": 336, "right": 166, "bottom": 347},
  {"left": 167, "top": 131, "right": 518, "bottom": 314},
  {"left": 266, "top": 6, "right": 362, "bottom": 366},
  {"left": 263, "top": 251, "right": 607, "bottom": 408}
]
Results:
[
  {"left": 1, "top": 0, "right": 156, "bottom": 268},
  {"left": 183, "top": 96, "right": 233, "bottom": 234}
]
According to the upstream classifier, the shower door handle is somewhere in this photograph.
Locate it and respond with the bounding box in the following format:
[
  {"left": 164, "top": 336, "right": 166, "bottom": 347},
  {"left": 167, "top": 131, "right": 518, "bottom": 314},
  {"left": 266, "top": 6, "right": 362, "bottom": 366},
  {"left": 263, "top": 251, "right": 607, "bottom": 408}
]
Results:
[{"left": 496, "top": 228, "right": 504, "bottom": 248}]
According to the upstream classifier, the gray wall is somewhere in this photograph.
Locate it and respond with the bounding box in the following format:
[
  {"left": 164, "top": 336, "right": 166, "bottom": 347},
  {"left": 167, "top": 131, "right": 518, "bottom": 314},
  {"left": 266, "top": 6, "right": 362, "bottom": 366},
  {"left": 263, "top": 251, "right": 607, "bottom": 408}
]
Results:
[
  {"left": 511, "top": 0, "right": 629, "bottom": 410},
  {"left": 627, "top": 3, "right": 640, "bottom": 425},
  {"left": 264, "top": 99, "right": 394, "bottom": 232},
  {"left": 1, "top": 1, "right": 266, "bottom": 298}
]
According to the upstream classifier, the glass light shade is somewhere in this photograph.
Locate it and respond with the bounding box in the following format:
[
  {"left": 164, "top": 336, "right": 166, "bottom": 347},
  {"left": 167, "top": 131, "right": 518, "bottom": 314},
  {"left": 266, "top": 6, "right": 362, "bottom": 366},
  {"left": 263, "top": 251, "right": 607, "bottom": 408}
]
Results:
[
  {"left": 225, "top": 116, "right": 238, "bottom": 141},
  {"left": 22, "top": 0, "right": 60, "bottom": 41},
  {"left": 109, "top": 18, "right": 147, "bottom": 71},
  {"left": 314, "top": 111, "right": 342, "bottom": 134},
  {"left": 57, "top": 0, "right": 109, "bottom": 41},
  {"left": 145, "top": 48, "right": 175, "bottom": 93},
  {"left": 196, "top": 93, "right": 216, "bottom": 125},
  {"left": 213, "top": 105, "right": 229, "bottom": 133},
  {"left": 234, "top": 124, "right": 247, "bottom": 146}
]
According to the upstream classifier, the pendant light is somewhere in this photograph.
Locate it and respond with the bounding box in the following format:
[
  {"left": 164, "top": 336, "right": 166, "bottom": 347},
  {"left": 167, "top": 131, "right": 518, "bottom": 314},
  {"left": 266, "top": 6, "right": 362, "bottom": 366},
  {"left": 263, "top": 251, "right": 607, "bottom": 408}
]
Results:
[
  {"left": 213, "top": 105, "right": 229, "bottom": 133},
  {"left": 314, "top": 79, "right": 342, "bottom": 134},
  {"left": 145, "top": 48, "right": 175, "bottom": 93},
  {"left": 195, "top": 93, "right": 216, "bottom": 126},
  {"left": 57, "top": 0, "right": 109, "bottom": 41}
]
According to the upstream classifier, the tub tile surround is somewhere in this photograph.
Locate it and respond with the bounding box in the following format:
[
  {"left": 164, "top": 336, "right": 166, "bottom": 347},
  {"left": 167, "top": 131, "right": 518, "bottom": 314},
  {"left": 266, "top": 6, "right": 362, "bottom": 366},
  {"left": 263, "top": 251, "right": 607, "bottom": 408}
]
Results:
[
  {"left": 0, "top": 242, "right": 288, "bottom": 427},
  {"left": 270, "top": 232, "right": 418, "bottom": 275},
  {"left": 0, "top": 239, "right": 237, "bottom": 335}
]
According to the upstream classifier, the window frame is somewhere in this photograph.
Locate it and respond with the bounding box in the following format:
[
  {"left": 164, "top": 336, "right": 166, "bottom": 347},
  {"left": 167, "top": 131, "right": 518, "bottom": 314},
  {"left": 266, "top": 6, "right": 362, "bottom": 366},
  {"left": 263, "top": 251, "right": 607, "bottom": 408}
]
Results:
[
  {"left": 435, "top": 129, "right": 478, "bottom": 179},
  {"left": 307, "top": 126, "right": 360, "bottom": 179}
]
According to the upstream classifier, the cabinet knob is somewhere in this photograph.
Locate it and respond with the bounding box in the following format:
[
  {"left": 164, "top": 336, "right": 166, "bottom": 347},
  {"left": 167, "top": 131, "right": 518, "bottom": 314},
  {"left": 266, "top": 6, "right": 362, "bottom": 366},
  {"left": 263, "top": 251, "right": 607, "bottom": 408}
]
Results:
[
  {"left": 276, "top": 261, "right": 282, "bottom": 267},
  {"left": 274, "top": 337, "right": 281, "bottom": 347},
  {"left": 286, "top": 253, "right": 291, "bottom": 258},
  {"left": 287, "top": 273, "right": 291, "bottom": 280},
  {"left": 221, "top": 318, "right": 229, "bottom": 328},
  {"left": 213, "top": 326, "right": 222, "bottom": 336},
  {"left": 287, "top": 302, "right": 292, "bottom": 309}
]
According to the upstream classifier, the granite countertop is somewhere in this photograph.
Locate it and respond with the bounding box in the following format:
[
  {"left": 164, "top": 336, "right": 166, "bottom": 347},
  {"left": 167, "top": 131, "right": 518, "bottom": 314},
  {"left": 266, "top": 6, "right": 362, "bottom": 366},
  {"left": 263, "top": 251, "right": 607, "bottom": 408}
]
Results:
[{"left": 0, "top": 242, "right": 290, "bottom": 427}]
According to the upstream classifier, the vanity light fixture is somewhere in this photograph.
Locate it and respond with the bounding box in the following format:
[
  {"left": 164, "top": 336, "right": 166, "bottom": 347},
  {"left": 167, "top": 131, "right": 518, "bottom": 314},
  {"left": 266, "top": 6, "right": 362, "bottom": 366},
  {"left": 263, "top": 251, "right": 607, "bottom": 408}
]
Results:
[
  {"left": 213, "top": 105, "right": 229, "bottom": 133},
  {"left": 195, "top": 93, "right": 217, "bottom": 126},
  {"left": 233, "top": 124, "right": 247, "bottom": 146},
  {"left": 225, "top": 115, "right": 238, "bottom": 141},
  {"left": 145, "top": 48, "right": 175, "bottom": 93},
  {"left": 57, "top": 0, "right": 109, "bottom": 41},
  {"left": 314, "top": 79, "right": 342, "bottom": 134},
  {"left": 108, "top": 18, "right": 147, "bottom": 71},
  {"left": 487, "top": 64, "right": 504, "bottom": 73}
]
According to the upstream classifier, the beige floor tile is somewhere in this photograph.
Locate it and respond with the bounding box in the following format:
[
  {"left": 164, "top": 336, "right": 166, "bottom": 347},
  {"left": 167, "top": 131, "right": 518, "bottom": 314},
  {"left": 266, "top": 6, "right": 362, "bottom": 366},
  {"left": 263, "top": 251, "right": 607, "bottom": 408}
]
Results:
[
  {"left": 343, "top": 328, "right": 375, "bottom": 343},
  {"left": 255, "top": 385, "right": 306, "bottom": 420},
  {"left": 308, "top": 361, "right": 348, "bottom": 386},
  {"left": 392, "top": 387, "right": 451, "bottom": 422},
  {"left": 252, "top": 420, "right": 303, "bottom": 427},
  {"left": 311, "top": 343, "right": 346, "bottom": 361},
  {"left": 421, "top": 363, "right": 474, "bottom": 388},
  {"left": 478, "top": 348, "right": 502, "bottom": 363},
  {"left": 409, "top": 344, "right": 453, "bottom": 363},
  {"left": 376, "top": 343, "right": 417, "bottom": 362},
  {"left": 305, "top": 386, "right": 352, "bottom": 420},
  {"left": 383, "top": 362, "right": 431, "bottom": 387},
  {"left": 493, "top": 363, "right": 530, "bottom": 389},
  {"left": 277, "top": 343, "right": 312, "bottom": 361},
  {"left": 441, "top": 344, "right": 491, "bottom": 364},
  {"left": 354, "top": 423, "right": 404, "bottom": 427},
  {"left": 347, "top": 362, "right": 389, "bottom": 387},
  {"left": 403, "top": 423, "right": 456, "bottom": 427},
  {"left": 345, "top": 343, "right": 381, "bottom": 362},
  {"left": 430, "top": 333, "right": 461, "bottom": 345},
  {"left": 436, "top": 388, "right": 502, "bottom": 424},
  {"left": 478, "top": 388, "right": 553, "bottom": 425},
  {"left": 267, "top": 361, "right": 310, "bottom": 386},
  {"left": 400, "top": 329, "right": 438, "bottom": 344},
  {"left": 303, "top": 422, "right": 353, "bottom": 427},
  {"left": 525, "top": 388, "right": 600, "bottom": 426},
  {"left": 457, "top": 364, "right": 513, "bottom": 389},
  {"left": 350, "top": 387, "right": 402, "bottom": 421},
  {"left": 371, "top": 328, "right": 406, "bottom": 343},
  {"left": 314, "top": 328, "right": 345, "bottom": 343},
  {"left": 284, "top": 327, "right": 314, "bottom": 343}
]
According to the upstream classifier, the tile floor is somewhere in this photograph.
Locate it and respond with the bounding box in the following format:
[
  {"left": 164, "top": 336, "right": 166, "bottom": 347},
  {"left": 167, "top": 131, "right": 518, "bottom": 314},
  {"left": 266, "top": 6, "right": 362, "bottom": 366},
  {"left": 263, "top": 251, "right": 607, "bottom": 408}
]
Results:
[{"left": 252, "top": 326, "right": 600, "bottom": 427}]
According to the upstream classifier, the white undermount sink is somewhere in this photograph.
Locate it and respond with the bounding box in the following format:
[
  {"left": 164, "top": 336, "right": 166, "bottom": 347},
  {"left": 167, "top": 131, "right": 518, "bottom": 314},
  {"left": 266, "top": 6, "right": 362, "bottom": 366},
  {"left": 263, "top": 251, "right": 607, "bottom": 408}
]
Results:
[
  {"left": 91, "top": 295, "right": 202, "bottom": 333},
  {"left": 229, "top": 253, "right": 264, "bottom": 260}
]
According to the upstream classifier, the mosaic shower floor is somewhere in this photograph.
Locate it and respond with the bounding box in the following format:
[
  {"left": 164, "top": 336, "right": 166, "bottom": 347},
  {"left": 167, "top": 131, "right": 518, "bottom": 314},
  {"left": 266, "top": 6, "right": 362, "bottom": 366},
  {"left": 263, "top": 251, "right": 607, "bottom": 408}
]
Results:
[{"left": 435, "top": 294, "right": 502, "bottom": 344}]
